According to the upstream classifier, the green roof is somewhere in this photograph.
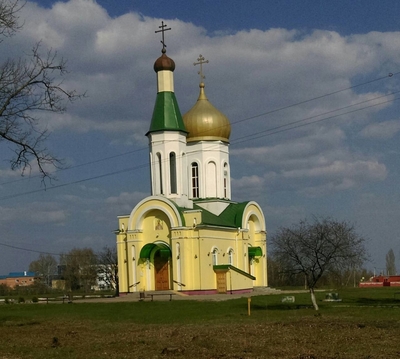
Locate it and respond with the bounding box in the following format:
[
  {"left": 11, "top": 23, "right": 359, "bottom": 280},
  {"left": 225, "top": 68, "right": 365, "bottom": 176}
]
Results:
[
  {"left": 139, "top": 242, "right": 171, "bottom": 259},
  {"left": 248, "top": 246, "right": 263, "bottom": 257},
  {"left": 213, "top": 265, "right": 256, "bottom": 280},
  {"left": 168, "top": 199, "right": 250, "bottom": 229},
  {"left": 191, "top": 201, "right": 249, "bottom": 228},
  {"left": 147, "top": 91, "right": 187, "bottom": 134}
]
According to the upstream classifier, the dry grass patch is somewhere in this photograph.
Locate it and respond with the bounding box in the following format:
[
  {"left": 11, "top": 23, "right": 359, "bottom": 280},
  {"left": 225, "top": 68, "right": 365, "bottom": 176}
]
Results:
[{"left": 1, "top": 314, "right": 400, "bottom": 358}]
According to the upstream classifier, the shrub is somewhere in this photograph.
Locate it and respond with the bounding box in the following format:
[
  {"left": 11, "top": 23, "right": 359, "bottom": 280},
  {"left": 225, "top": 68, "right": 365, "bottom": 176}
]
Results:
[
  {"left": 18, "top": 296, "right": 25, "bottom": 303},
  {"left": 32, "top": 296, "right": 39, "bottom": 303},
  {"left": 0, "top": 283, "right": 10, "bottom": 296}
]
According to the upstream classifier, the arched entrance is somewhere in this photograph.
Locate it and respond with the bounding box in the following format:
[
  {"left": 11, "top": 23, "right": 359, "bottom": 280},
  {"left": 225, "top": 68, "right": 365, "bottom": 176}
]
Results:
[
  {"left": 139, "top": 242, "right": 171, "bottom": 291},
  {"left": 248, "top": 246, "right": 262, "bottom": 275}
]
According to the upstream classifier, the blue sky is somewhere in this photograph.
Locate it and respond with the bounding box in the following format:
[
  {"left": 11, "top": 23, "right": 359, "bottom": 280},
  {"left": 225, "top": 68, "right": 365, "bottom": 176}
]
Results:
[
  {"left": 35, "top": 0, "right": 400, "bottom": 34},
  {"left": 0, "top": 0, "right": 400, "bottom": 276}
]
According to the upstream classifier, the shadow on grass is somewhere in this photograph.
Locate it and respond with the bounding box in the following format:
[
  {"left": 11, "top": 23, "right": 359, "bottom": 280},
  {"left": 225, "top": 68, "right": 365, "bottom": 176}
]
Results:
[
  {"left": 356, "top": 297, "right": 400, "bottom": 306},
  {"left": 235, "top": 302, "right": 314, "bottom": 311}
]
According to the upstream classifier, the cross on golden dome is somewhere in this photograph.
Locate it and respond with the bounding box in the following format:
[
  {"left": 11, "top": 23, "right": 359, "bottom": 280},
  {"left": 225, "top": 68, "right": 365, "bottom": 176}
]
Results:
[
  {"left": 155, "top": 21, "right": 171, "bottom": 52},
  {"left": 194, "top": 55, "right": 209, "bottom": 83}
]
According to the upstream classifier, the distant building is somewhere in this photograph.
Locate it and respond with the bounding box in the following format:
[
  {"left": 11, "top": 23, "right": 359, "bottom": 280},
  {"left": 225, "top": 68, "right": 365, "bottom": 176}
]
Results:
[
  {"left": 52, "top": 264, "right": 116, "bottom": 291},
  {"left": 93, "top": 264, "right": 116, "bottom": 291},
  {"left": 0, "top": 271, "right": 37, "bottom": 289},
  {"left": 359, "top": 275, "right": 400, "bottom": 287},
  {"left": 115, "top": 27, "right": 267, "bottom": 295}
]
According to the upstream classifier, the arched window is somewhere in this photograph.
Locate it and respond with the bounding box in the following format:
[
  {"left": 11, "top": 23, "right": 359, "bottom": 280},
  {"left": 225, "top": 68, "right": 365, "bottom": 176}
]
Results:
[
  {"left": 154, "top": 152, "right": 164, "bottom": 194},
  {"left": 228, "top": 249, "right": 234, "bottom": 265},
  {"left": 223, "top": 163, "right": 229, "bottom": 198},
  {"left": 169, "top": 152, "right": 177, "bottom": 194},
  {"left": 191, "top": 162, "right": 199, "bottom": 198},
  {"left": 206, "top": 161, "right": 217, "bottom": 197},
  {"left": 212, "top": 248, "right": 218, "bottom": 266}
]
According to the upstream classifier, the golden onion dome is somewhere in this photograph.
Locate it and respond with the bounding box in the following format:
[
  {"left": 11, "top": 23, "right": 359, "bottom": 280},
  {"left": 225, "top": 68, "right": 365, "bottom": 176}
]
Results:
[{"left": 183, "top": 82, "right": 231, "bottom": 143}]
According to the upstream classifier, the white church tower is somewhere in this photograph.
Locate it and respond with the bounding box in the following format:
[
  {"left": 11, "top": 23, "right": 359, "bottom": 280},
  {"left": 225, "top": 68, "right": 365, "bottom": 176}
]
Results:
[
  {"left": 182, "top": 55, "right": 232, "bottom": 215},
  {"left": 146, "top": 23, "right": 190, "bottom": 208},
  {"left": 146, "top": 37, "right": 232, "bottom": 214}
]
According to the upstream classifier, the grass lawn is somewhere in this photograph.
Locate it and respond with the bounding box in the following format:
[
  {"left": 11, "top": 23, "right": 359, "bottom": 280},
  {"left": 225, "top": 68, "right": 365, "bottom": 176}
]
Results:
[{"left": 1, "top": 287, "right": 400, "bottom": 358}]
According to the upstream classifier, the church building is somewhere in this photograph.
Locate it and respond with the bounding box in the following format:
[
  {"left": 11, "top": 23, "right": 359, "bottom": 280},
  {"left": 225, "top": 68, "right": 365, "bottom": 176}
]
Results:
[{"left": 115, "top": 24, "right": 267, "bottom": 295}]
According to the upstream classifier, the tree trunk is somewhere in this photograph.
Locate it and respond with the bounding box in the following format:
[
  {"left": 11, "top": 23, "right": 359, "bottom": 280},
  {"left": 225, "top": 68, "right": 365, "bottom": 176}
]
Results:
[{"left": 310, "top": 288, "right": 319, "bottom": 310}]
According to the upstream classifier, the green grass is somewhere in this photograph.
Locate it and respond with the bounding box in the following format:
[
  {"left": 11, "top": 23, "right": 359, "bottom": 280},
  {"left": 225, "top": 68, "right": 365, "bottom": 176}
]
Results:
[
  {"left": 1, "top": 287, "right": 399, "bottom": 325},
  {"left": 1, "top": 287, "right": 400, "bottom": 358}
]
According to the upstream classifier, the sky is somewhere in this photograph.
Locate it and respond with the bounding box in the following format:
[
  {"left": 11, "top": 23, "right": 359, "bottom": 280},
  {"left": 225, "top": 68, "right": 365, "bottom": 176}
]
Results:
[{"left": 0, "top": 0, "right": 400, "bottom": 277}]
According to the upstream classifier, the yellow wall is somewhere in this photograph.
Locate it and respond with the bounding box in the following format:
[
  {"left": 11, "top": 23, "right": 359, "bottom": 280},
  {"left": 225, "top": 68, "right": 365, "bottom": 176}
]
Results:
[
  {"left": 227, "top": 269, "right": 254, "bottom": 291},
  {"left": 116, "top": 197, "right": 267, "bottom": 294}
]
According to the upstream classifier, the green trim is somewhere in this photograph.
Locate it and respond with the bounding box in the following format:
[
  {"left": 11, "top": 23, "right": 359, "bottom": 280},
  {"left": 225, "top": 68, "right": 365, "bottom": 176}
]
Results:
[
  {"left": 147, "top": 92, "right": 187, "bottom": 134},
  {"left": 213, "top": 265, "right": 256, "bottom": 280},
  {"left": 140, "top": 243, "right": 154, "bottom": 259},
  {"left": 248, "top": 246, "right": 263, "bottom": 258},
  {"left": 139, "top": 243, "right": 171, "bottom": 259}
]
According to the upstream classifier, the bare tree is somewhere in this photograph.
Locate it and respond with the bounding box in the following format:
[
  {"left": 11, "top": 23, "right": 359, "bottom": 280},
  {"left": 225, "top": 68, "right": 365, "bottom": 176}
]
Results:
[
  {"left": 60, "top": 248, "right": 97, "bottom": 292},
  {"left": 0, "top": 0, "right": 24, "bottom": 37},
  {"left": 271, "top": 217, "right": 368, "bottom": 310},
  {"left": 0, "top": 0, "right": 81, "bottom": 179},
  {"left": 28, "top": 253, "right": 57, "bottom": 286},
  {"left": 386, "top": 249, "right": 396, "bottom": 276},
  {"left": 97, "top": 246, "right": 119, "bottom": 296}
]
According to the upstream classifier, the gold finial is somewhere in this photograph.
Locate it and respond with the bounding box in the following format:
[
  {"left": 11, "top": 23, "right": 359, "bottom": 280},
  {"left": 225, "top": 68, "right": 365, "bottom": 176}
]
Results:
[
  {"left": 194, "top": 54, "right": 209, "bottom": 83},
  {"left": 155, "top": 21, "right": 171, "bottom": 52}
]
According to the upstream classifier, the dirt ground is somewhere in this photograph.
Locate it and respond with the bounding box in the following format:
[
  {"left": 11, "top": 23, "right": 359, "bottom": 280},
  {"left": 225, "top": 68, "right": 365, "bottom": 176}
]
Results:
[{"left": 1, "top": 315, "right": 400, "bottom": 358}]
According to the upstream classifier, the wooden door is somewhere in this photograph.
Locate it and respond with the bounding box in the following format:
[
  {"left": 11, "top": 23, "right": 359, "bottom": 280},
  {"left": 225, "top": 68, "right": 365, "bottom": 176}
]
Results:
[
  {"left": 216, "top": 271, "right": 227, "bottom": 294},
  {"left": 154, "top": 251, "right": 169, "bottom": 290}
]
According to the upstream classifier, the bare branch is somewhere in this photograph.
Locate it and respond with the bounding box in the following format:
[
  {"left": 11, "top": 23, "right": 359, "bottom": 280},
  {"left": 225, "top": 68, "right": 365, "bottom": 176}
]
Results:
[
  {"left": 0, "top": 0, "right": 24, "bottom": 39},
  {"left": 0, "top": 2, "right": 83, "bottom": 181},
  {"left": 0, "top": 42, "right": 83, "bottom": 179},
  {"left": 271, "top": 216, "right": 368, "bottom": 309}
]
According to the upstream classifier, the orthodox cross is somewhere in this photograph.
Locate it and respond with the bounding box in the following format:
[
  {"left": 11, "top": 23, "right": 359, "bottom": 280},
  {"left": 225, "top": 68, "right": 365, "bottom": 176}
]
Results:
[
  {"left": 155, "top": 21, "right": 171, "bottom": 51},
  {"left": 194, "top": 54, "right": 209, "bottom": 82}
]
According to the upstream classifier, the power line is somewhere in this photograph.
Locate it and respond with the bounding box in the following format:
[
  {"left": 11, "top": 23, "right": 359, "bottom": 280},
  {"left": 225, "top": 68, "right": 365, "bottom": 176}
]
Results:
[
  {"left": 0, "top": 74, "right": 399, "bottom": 255},
  {"left": 239, "top": 96, "right": 400, "bottom": 144},
  {"left": 0, "top": 163, "right": 149, "bottom": 200},
  {"left": 1, "top": 72, "right": 397, "bottom": 187},
  {"left": 0, "top": 148, "right": 148, "bottom": 186},
  {"left": 232, "top": 90, "right": 400, "bottom": 144},
  {"left": 0, "top": 89, "right": 398, "bottom": 201},
  {"left": 0, "top": 241, "right": 60, "bottom": 256},
  {"left": 0, "top": 241, "right": 109, "bottom": 258},
  {"left": 231, "top": 72, "right": 399, "bottom": 126}
]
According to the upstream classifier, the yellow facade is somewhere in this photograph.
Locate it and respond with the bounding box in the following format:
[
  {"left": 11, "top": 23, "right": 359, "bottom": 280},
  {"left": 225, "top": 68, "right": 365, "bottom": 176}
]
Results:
[{"left": 116, "top": 197, "right": 267, "bottom": 295}]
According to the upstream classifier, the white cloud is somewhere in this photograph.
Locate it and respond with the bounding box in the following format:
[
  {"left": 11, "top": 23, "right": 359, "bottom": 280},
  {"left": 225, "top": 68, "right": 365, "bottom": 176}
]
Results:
[
  {"left": 282, "top": 159, "right": 387, "bottom": 181},
  {"left": 231, "top": 121, "right": 387, "bottom": 196},
  {"left": 0, "top": 202, "right": 69, "bottom": 224},
  {"left": 232, "top": 126, "right": 346, "bottom": 166},
  {"left": 232, "top": 174, "right": 266, "bottom": 189},
  {"left": 105, "top": 191, "right": 148, "bottom": 214},
  {"left": 10, "top": 2, "right": 400, "bottom": 143},
  {"left": 1, "top": 0, "right": 400, "bottom": 274},
  {"left": 106, "top": 191, "right": 147, "bottom": 205},
  {"left": 0, "top": 158, "right": 57, "bottom": 180},
  {"left": 360, "top": 120, "right": 400, "bottom": 139}
]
